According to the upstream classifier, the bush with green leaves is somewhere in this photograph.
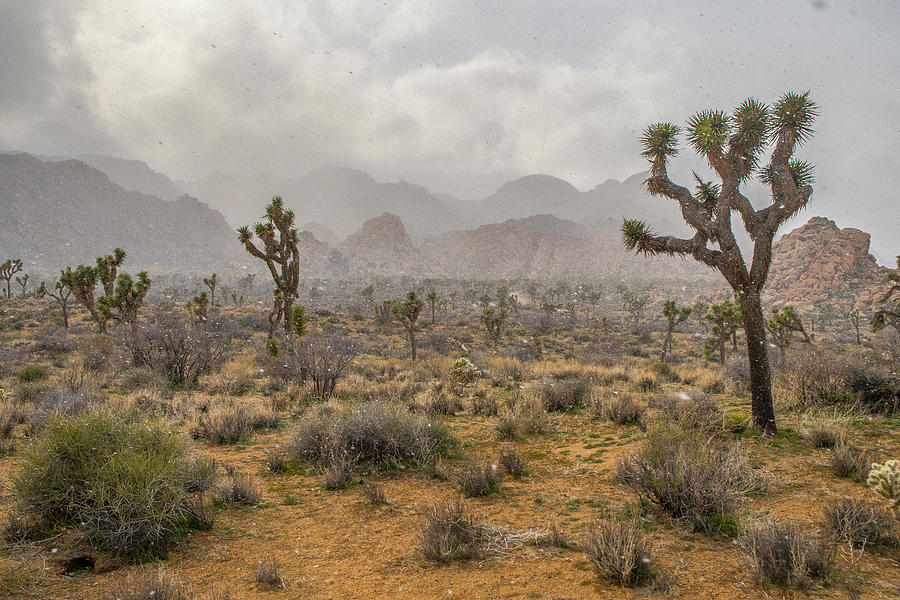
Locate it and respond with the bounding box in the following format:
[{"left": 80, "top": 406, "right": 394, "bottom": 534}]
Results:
[{"left": 9, "top": 410, "right": 209, "bottom": 559}]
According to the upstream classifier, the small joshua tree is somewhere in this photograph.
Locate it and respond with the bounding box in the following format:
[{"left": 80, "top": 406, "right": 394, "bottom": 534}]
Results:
[
  {"left": 0, "top": 258, "right": 23, "bottom": 299},
  {"left": 848, "top": 309, "right": 862, "bottom": 345},
  {"left": 481, "top": 307, "right": 508, "bottom": 345},
  {"left": 238, "top": 197, "right": 300, "bottom": 336},
  {"left": 623, "top": 92, "right": 819, "bottom": 434},
  {"left": 392, "top": 290, "right": 424, "bottom": 361},
  {"left": 98, "top": 271, "right": 152, "bottom": 330},
  {"left": 38, "top": 277, "right": 74, "bottom": 328},
  {"left": 61, "top": 248, "right": 128, "bottom": 334},
  {"left": 203, "top": 273, "right": 218, "bottom": 306},
  {"left": 660, "top": 300, "right": 691, "bottom": 363},
  {"left": 426, "top": 289, "right": 439, "bottom": 324},
  {"left": 766, "top": 305, "right": 811, "bottom": 365},
  {"left": 15, "top": 273, "right": 30, "bottom": 299},
  {"left": 704, "top": 301, "right": 742, "bottom": 364},
  {"left": 693, "top": 300, "right": 710, "bottom": 332},
  {"left": 187, "top": 290, "right": 210, "bottom": 325},
  {"left": 620, "top": 287, "right": 649, "bottom": 326},
  {"left": 872, "top": 257, "right": 900, "bottom": 336}
]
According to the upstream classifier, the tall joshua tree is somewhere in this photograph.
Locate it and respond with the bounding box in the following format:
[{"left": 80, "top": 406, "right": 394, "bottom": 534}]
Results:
[
  {"left": 660, "top": 300, "right": 691, "bottom": 363},
  {"left": 238, "top": 197, "right": 300, "bottom": 336},
  {"left": 392, "top": 290, "right": 424, "bottom": 361},
  {"left": 623, "top": 92, "right": 818, "bottom": 434},
  {"left": 1, "top": 259, "right": 23, "bottom": 299}
]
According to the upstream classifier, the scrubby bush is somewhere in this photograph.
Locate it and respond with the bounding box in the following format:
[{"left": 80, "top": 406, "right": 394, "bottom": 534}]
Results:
[
  {"left": 867, "top": 459, "right": 900, "bottom": 515},
  {"left": 289, "top": 334, "right": 363, "bottom": 398},
  {"left": 824, "top": 497, "right": 897, "bottom": 548},
  {"left": 616, "top": 424, "right": 755, "bottom": 535},
  {"left": 846, "top": 365, "right": 898, "bottom": 414},
  {"left": 496, "top": 395, "right": 548, "bottom": 439},
  {"left": 499, "top": 448, "right": 525, "bottom": 477},
  {"left": 649, "top": 391, "right": 722, "bottom": 431},
  {"left": 456, "top": 461, "right": 503, "bottom": 497},
  {"left": 109, "top": 567, "right": 190, "bottom": 600},
  {"left": 739, "top": 520, "right": 834, "bottom": 588},
  {"left": 214, "top": 469, "right": 261, "bottom": 506},
  {"left": 540, "top": 376, "right": 592, "bottom": 412},
  {"left": 254, "top": 557, "right": 285, "bottom": 590},
  {"left": 288, "top": 401, "right": 456, "bottom": 471},
  {"left": 420, "top": 501, "right": 486, "bottom": 562},
  {"left": 449, "top": 357, "right": 479, "bottom": 386},
  {"left": 194, "top": 403, "right": 279, "bottom": 445},
  {"left": 830, "top": 442, "right": 874, "bottom": 481},
  {"left": 10, "top": 410, "right": 209, "bottom": 559},
  {"left": 803, "top": 423, "right": 843, "bottom": 449},
  {"left": 602, "top": 392, "right": 646, "bottom": 426},
  {"left": 583, "top": 520, "right": 654, "bottom": 587},
  {"left": 17, "top": 364, "right": 47, "bottom": 383}
]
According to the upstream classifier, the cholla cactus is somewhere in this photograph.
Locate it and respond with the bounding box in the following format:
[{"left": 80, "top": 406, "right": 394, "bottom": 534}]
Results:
[
  {"left": 0, "top": 388, "right": 6, "bottom": 402},
  {"left": 449, "top": 357, "right": 479, "bottom": 386},
  {"left": 867, "top": 459, "right": 900, "bottom": 516}
]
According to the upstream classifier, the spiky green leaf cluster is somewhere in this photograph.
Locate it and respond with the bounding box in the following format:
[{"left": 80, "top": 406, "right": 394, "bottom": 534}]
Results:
[
  {"left": 640, "top": 122, "right": 680, "bottom": 166},
  {"left": 730, "top": 98, "right": 770, "bottom": 177},
  {"left": 759, "top": 159, "right": 815, "bottom": 188},
  {"left": 686, "top": 110, "right": 730, "bottom": 157},
  {"left": 771, "top": 91, "right": 818, "bottom": 144},
  {"left": 621, "top": 219, "right": 652, "bottom": 253},
  {"left": 692, "top": 173, "right": 720, "bottom": 204}
]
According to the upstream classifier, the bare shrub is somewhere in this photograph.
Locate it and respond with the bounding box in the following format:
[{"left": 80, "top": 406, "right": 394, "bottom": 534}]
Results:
[
  {"left": 471, "top": 395, "right": 498, "bottom": 416},
  {"left": 499, "top": 448, "right": 525, "bottom": 477},
  {"left": 289, "top": 333, "right": 363, "bottom": 398},
  {"left": 420, "top": 501, "right": 486, "bottom": 562},
  {"left": 739, "top": 520, "right": 834, "bottom": 588},
  {"left": 602, "top": 392, "right": 646, "bottom": 426},
  {"left": 615, "top": 424, "right": 754, "bottom": 534},
  {"left": 456, "top": 462, "right": 503, "bottom": 497},
  {"left": 583, "top": 520, "right": 654, "bottom": 587},
  {"left": 830, "top": 442, "right": 874, "bottom": 481},
  {"left": 214, "top": 469, "right": 261, "bottom": 506},
  {"left": 803, "top": 423, "right": 843, "bottom": 449},
  {"left": 421, "top": 386, "right": 463, "bottom": 416},
  {"left": 824, "top": 497, "right": 897, "bottom": 548},
  {"left": 496, "top": 395, "right": 548, "bottom": 440},
  {"left": 288, "top": 401, "right": 456, "bottom": 471},
  {"left": 776, "top": 348, "right": 851, "bottom": 408},
  {"left": 362, "top": 483, "right": 386, "bottom": 504},
  {"left": 195, "top": 403, "right": 279, "bottom": 445},
  {"left": 254, "top": 557, "right": 285, "bottom": 590},
  {"left": 649, "top": 391, "right": 722, "bottom": 431},
  {"left": 540, "top": 376, "right": 592, "bottom": 412},
  {"left": 323, "top": 455, "right": 353, "bottom": 490}
]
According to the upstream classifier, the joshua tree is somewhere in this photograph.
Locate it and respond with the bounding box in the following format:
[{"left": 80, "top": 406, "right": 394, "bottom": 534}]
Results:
[
  {"left": 872, "top": 256, "right": 900, "bottom": 336},
  {"left": 426, "top": 289, "right": 438, "bottom": 324},
  {"left": 704, "top": 301, "right": 742, "bottom": 365},
  {"left": 38, "top": 277, "right": 74, "bottom": 328},
  {"left": 392, "top": 290, "right": 423, "bottom": 361},
  {"left": 620, "top": 287, "right": 649, "bottom": 326},
  {"left": 187, "top": 290, "right": 209, "bottom": 325},
  {"left": 1, "top": 259, "right": 23, "bottom": 299},
  {"left": 236, "top": 273, "right": 256, "bottom": 305},
  {"left": 97, "top": 271, "right": 152, "bottom": 329},
  {"left": 623, "top": 92, "right": 819, "bottom": 434},
  {"left": 660, "top": 300, "right": 692, "bottom": 363},
  {"left": 360, "top": 284, "right": 375, "bottom": 309},
  {"left": 15, "top": 274, "right": 30, "bottom": 299},
  {"left": 848, "top": 309, "right": 862, "bottom": 345},
  {"left": 766, "top": 305, "right": 810, "bottom": 365},
  {"left": 481, "top": 307, "right": 508, "bottom": 345},
  {"left": 238, "top": 197, "right": 300, "bottom": 335},
  {"left": 693, "top": 300, "right": 709, "bottom": 332},
  {"left": 95, "top": 248, "right": 127, "bottom": 296},
  {"left": 203, "top": 273, "right": 218, "bottom": 306},
  {"left": 61, "top": 249, "right": 129, "bottom": 334}
]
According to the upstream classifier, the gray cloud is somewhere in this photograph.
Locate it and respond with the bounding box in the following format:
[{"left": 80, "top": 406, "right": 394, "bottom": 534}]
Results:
[{"left": 1, "top": 0, "right": 897, "bottom": 260}]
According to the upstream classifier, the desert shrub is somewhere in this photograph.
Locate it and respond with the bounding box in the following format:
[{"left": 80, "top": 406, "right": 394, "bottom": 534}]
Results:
[
  {"left": 651, "top": 361, "right": 679, "bottom": 382},
  {"left": 195, "top": 403, "right": 279, "bottom": 445},
  {"left": 725, "top": 411, "right": 751, "bottom": 434},
  {"left": 17, "top": 364, "right": 47, "bottom": 383},
  {"left": 866, "top": 459, "right": 900, "bottom": 512},
  {"left": 420, "top": 501, "right": 486, "bottom": 562},
  {"left": 254, "top": 557, "right": 285, "bottom": 590},
  {"left": 471, "top": 395, "right": 498, "bottom": 416},
  {"left": 492, "top": 358, "right": 530, "bottom": 384},
  {"left": 422, "top": 387, "right": 463, "bottom": 416},
  {"left": 583, "top": 520, "right": 654, "bottom": 587},
  {"left": 830, "top": 442, "right": 874, "bottom": 481},
  {"left": 723, "top": 356, "right": 750, "bottom": 395},
  {"left": 456, "top": 461, "right": 503, "bottom": 497},
  {"left": 649, "top": 391, "right": 722, "bottom": 431},
  {"left": 323, "top": 456, "right": 353, "bottom": 490},
  {"left": 119, "top": 366, "right": 171, "bottom": 393},
  {"left": 31, "top": 327, "right": 76, "bottom": 355},
  {"left": 496, "top": 395, "right": 548, "bottom": 439},
  {"left": 846, "top": 365, "right": 899, "bottom": 414},
  {"left": 739, "top": 520, "right": 834, "bottom": 588},
  {"left": 125, "top": 310, "right": 233, "bottom": 387},
  {"left": 202, "top": 355, "right": 256, "bottom": 396},
  {"left": 540, "top": 376, "right": 592, "bottom": 412},
  {"left": 499, "top": 447, "right": 525, "bottom": 477},
  {"left": 288, "top": 401, "right": 456, "bottom": 471},
  {"left": 803, "top": 423, "right": 843, "bottom": 449},
  {"left": 33, "top": 383, "right": 104, "bottom": 416},
  {"left": 79, "top": 334, "right": 123, "bottom": 373},
  {"left": 214, "top": 469, "right": 261, "bottom": 506},
  {"left": 362, "top": 482, "right": 386, "bottom": 504},
  {"left": 266, "top": 448, "right": 289, "bottom": 473},
  {"left": 289, "top": 334, "right": 363, "bottom": 398},
  {"left": 776, "top": 349, "right": 851, "bottom": 407},
  {"left": 615, "top": 424, "right": 754, "bottom": 535},
  {"left": 824, "top": 497, "right": 897, "bottom": 548},
  {"left": 109, "top": 566, "right": 190, "bottom": 600},
  {"left": 602, "top": 393, "right": 646, "bottom": 426},
  {"left": 11, "top": 410, "right": 208, "bottom": 559}
]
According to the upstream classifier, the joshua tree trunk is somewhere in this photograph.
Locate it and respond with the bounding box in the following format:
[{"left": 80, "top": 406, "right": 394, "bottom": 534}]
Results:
[
  {"left": 660, "top": 328, "right": 673, "bottom": 363},
  {"left": 739, "top": 294, "right": 776, "bottom": 435},
  {"left": 408, "top": 328, "right": 417, "bottom": 362}
]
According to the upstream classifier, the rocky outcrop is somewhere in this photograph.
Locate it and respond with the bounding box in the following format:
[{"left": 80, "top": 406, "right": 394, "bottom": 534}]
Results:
[
  {"left": 765, "top": 217, "right": 890, "bottom": 311},
  {"left": 340, "top": 213, "right": 417, "bottom": 274}
]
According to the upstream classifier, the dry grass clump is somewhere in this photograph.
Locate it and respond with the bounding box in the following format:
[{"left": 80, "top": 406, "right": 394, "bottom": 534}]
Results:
[
  {"left": 616, "top": 424, "right": 755, "bottom": 535},
  {"left": 830, "top": 441, "right": 874, "bottom": 481},
  {"left": 487, "top": 357, "right": 531, "bottom": 384},
  {"left": 824, "top": 496, "right": 897, "bottom": 548},
  {"left": 471, "top": 395, "right": 499, "bottom": 416},
  {"left": 496, "top": 394, "right": 548, "bottom": 439},
  {"left": 214, "top": 468, "right": 261, "bottom": 506},
  {"left": 287, "top": 401, "right": 456, "bottom": 471},
  {"left": 362, "top": 482, "right": 387, "bottom": 504},
  {"left": 627, "top": 367, "right": 660, "bottom": 392},
  {"left": 583, "top": 520, "right": 654, "bottom": 587},
  {"left": 194, "top": 403, "right": 279, "bottom": 445},
  {"left": 254, "top": 557, "right": 286, "bottom": 590},
  {"left": 420, "top": 385, "right": 463, "bottom": 416},
  {"left": 108, "top": 566, "right": 190, "bottom": 600},
  {"left": 201, "top": 354, "right": 257, "bottom": 396},
  {"left": 455, "top": 461, "right": 503, "bottom": 497},
  {"left": 738, "top": 520, "right": 834, "bottom": 588},
  {"left": 648, "top": 391, "right": 722, "bottom": 431},
  {"left": 420, "top": 501, "right": 488, "bottom": 562},
  {"left": 803, "top": 422, "right": 844, "bottom": 449},
  {"left": 539, "top": 376, "right": 592, "bottom": 412},
  {"left": 601, "top": 392, "right": 646, "bottom": 426},
  {"left": 499, "top": 447, "right": 525, "bottom": 477}
]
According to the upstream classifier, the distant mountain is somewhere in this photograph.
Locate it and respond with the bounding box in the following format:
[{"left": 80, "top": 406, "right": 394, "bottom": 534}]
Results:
[
  {"left": 340, "top": 213, "right": 418, "bottom": 274},
  {"left": 75, "top": 153, "right": 182, "bottom": 201},
  {"left": 0, "top": 153, "right": 244, "bottom": 271}
]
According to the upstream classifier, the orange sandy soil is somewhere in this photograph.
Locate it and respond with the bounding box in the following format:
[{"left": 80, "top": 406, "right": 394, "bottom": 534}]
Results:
[{"left": 1, "top": 398, "right": 899, "bottom": 600}]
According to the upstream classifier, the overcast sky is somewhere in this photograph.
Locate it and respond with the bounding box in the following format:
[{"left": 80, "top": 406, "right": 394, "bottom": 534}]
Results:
[{"left": 1, "top": 1, "right": 897, "bottom": 261}]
